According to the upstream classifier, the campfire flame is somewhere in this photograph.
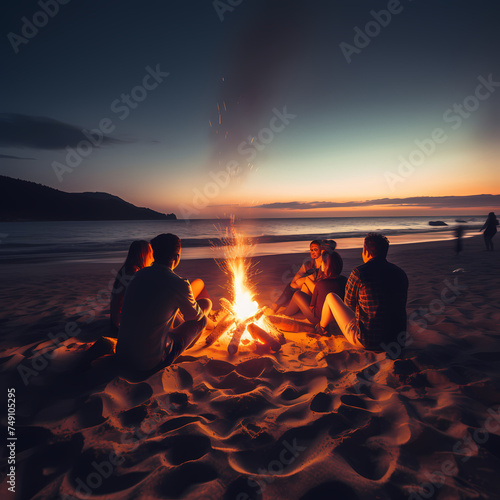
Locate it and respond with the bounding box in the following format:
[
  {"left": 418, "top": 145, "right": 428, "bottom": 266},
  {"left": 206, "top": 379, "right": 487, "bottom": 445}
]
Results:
[
  {"left": 219, "top": 221, "right": 259, "bottom": 341},
  {"left": 208, "top": 218, "right": 284, "bottom": 354}
]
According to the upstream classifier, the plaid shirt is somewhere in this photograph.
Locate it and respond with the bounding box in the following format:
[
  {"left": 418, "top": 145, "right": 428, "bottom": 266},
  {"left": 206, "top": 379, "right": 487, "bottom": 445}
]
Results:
[{"left": 345, "top": 257, "right": 408, "bottom": 350}]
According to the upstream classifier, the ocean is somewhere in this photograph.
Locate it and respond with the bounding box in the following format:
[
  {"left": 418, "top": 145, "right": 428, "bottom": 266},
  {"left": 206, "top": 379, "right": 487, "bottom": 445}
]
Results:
[{"left": 0, "top": 216, "right": 482, "bottom": 263}]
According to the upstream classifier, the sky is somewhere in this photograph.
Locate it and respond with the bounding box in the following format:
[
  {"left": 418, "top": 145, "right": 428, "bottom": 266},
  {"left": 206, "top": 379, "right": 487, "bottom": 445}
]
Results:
[{"left": 1, "top": 0, "right": 499, "bottom": 218}]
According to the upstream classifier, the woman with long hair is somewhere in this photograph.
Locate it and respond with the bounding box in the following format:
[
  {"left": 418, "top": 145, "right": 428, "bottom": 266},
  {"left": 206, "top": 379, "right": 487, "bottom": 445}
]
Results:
[
  {"left": 283, "top": 250, "right": 347, "bottom": 330},
  {"left": 110, "top": 240, "right": 153, "bottom": 332},
  {"left": 479, "top": 212, "right": 499, "bottom": 251}
]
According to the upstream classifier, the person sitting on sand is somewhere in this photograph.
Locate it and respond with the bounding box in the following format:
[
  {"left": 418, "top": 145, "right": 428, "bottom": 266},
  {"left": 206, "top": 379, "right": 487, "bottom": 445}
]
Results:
[
  {"left": 283, "top": 250, "right": 347, "bottom": 332},
  {"left": 116, "top": 233, "right": 212, "bottom": 372},
  {"left": 479, "top": 212, "right": 499, "bottom": 251},
  {"left": 270, "top": 240, "right": 333, "bottom": 312},
  {"left": 318, "top": 233, "right": 408, "bottom": 351},
  {"left": 110, "top": 240, "right": 153, "bottom": 333}
]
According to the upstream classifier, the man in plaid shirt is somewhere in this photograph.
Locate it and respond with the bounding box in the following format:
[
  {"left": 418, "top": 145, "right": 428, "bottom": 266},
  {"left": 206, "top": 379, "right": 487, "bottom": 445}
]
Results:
[{"left": 320, "top": 233, "right": 408, "bottom": 351}]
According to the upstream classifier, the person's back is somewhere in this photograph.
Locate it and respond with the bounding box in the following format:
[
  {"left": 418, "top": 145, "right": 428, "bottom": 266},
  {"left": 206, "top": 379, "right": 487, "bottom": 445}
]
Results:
[
  {"left": 311, "top": 275, "right": 347, "bottom": 319},
  {"left": 116, "top": 234, "right": 208, "bottom": 372},
  {"left": 346, "top": 257, "right": 408, "bottom": 350}
]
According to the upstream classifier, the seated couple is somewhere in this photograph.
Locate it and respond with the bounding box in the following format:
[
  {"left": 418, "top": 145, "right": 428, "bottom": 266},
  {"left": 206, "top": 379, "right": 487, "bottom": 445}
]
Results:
[
  {"left": 113, "top": 234, "right": 212, "bottom": 372},
  {"left": 270, "top": 239, "right": 337, "bottom": 313},
  {"left": 281, "top": 233, "right": 409, "bottom": 352}
]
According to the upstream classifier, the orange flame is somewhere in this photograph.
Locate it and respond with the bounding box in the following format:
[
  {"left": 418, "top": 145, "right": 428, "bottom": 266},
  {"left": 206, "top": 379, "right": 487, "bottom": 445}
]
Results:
[{"left": 217, "top": 220, "right": 259, "bottom": 342}]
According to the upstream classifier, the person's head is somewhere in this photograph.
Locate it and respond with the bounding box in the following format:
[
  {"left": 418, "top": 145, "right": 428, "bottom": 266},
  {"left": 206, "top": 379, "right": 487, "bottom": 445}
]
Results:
[
  {"left": 320, "top": 239, "right": 337, "bottom": 254},
  {"left": 310, "top": 240, "right": 321, "bottom": 260},
  {"left": 124, "top": 240, "right": 153, "bottom": 270},
  {"left": 321, "top": 250, "right": 343, "bottom": 278},
  {"left": 488, "top": 212, "right": 496, "bottom": 220},
  {"left": 150, "top": 233, "right": 181, "bottom": 268},
  {"left": 363, "top": 233, "right": 389, "bottom": 262}
]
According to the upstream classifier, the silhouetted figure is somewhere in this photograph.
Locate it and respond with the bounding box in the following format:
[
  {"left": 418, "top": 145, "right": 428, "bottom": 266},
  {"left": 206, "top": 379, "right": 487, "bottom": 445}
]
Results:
[
  {"left": 479, "top": 212, "right": 499, "bottom": 251},
  {"left": 454, "top": 226, "right": 464, "bottom": 255},
  {"left": 116, "top": 233, "right": 212, "bottom": 372},
  {"left": 110, "top": 240, "right": 153, "bottom": 333}
]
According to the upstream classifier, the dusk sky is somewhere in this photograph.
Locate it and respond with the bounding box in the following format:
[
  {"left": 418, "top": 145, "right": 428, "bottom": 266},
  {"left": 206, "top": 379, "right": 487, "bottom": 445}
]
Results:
[{"left": 1, "top": 0, "right": 499, "bottom": 218}]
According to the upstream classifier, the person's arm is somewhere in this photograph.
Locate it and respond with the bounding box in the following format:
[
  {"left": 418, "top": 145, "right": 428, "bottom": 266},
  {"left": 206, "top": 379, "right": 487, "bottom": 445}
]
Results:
[
  {"left": 291, "top": 262, "right": 309, "bottom": 288},
  {"left": 177, "top": 280, "right": 206, "bottom": 326},
  {"left": 344, "top": 270, "right": 359, "bottom": 311}
]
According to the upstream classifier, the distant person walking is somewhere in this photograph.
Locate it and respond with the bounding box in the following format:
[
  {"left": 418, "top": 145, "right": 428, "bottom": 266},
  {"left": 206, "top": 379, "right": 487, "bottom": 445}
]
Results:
[
  {"left": 479, "top": 212, "right": 499, "bottom": 251},
  {"left": 454, "top": 226, "right": 464, "bottom": 255}
]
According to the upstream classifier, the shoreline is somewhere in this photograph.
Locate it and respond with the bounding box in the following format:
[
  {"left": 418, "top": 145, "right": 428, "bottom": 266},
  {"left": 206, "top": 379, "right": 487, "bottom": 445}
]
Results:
[{"left": 0, "top": 229, "right": 477, "bottom": 265}]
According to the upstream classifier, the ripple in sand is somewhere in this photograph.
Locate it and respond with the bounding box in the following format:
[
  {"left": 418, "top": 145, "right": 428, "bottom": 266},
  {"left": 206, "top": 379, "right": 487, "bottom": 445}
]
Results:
[
  {"left": 205, "top": 359, "right": 235, "bottom": 376},
  {"left": 105, "top": 378, "right": 153, "bottom": 409},
  {"left": 162, "top": 434, "right": 212, "bottom": 465},
  {"left": 210, "top": 390, "right": 275, "bottom": 421},
  {"left": 211, "top": 371, "right": 261, "bottom": 394},
  {"left": 334, "top": 441, "right": 393, "bottom": 480},
  {"left": 235, "top": 357, "right": 275, "bottom": 378},
  {"left": 279, "top": 385, "right": 308, "bottom": 401}
]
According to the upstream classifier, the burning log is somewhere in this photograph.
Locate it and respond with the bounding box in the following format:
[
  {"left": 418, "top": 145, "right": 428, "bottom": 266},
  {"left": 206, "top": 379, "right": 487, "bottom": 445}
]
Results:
[
  {"left": 247, "top": 323, "right": 281, "bottom": 352},
  {"left": 267, "top": 315, "right": 315, "bottom": 333},
  {"left": 219, "top": 297, "right": 235, "bottom": 316},
  {"left": 227, "top": 307, "right": 266, "bottom": 355},
  {"left": 205, "top": 310, "right": 233, "bottom": 346},
  {"left": 228, "top": 322, "right": 246, "bottom": 356},
  {"left": 262, "top": 318, "right": 286, "bottom": 345}
]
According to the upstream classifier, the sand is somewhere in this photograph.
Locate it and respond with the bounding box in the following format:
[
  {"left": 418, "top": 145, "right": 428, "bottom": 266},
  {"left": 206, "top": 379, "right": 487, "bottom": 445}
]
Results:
[{"left": 1, "top": 235, "right": 500, "bottom": 499}]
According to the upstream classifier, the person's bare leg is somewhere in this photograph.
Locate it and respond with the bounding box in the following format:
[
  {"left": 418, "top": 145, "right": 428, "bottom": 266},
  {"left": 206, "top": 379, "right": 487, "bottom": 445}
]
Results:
[
  {"left": 196, "top": 297, "right": 213, "bottom": 330},
  {"left": 321, "top": 293, "right": 355, "bottom": 333},
  {"left": 191, "top": 279, "right": 210, "bottom": 300},
  {"left": 283, "top": 292, "right": 300, "bottom": 316},
  {"left": 293, "top": 291, "right": 317, "bottom": 323}
]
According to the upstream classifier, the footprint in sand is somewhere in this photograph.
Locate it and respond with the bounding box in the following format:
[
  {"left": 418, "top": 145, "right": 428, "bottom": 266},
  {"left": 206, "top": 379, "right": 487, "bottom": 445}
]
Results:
[
  {"left": 68, "top": 448, "right": 148, "bottom": 496},
  {"left": 334, "top": 440, "right": 393, "bottom": 481},
  {"left": 162, "top": 434, "right": 212, "bottom": 465},
  {"left": 118, "top": 405, "right": 148, "bottom": 428},
  {"left": 310, "top": 392, "right": 333, "bottom": 413}
]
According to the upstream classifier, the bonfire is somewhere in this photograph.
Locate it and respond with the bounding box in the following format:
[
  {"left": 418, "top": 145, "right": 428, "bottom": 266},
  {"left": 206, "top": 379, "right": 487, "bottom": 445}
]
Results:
[{"left": 205, "top": 222, "right": 285, "bottom": 354}]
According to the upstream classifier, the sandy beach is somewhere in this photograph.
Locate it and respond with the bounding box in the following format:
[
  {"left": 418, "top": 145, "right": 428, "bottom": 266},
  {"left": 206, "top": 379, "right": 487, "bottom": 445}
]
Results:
[{"left": 1, "top": 235, "right": 500, "bottom": 499}]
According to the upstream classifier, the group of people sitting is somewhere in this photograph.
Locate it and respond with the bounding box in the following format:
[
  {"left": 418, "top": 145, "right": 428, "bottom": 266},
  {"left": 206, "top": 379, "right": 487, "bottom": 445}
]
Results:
[
  {"left": 110, "top": 232, "right": 408, "bottom": 373},
  {"left": 272, "top": 235, "right": 408, "bottom": 350}
]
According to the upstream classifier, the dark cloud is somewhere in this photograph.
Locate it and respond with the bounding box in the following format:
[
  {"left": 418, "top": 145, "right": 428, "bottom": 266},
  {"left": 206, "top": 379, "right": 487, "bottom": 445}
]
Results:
[
  {"left": 0, "top": 153, "right": 36, "bottom": 160},
  {"left": 0, "top": 114, "right": 130, "bottom": 150},
  {"left": 256, "top": 195, "right": 500, "bottom": 210}
]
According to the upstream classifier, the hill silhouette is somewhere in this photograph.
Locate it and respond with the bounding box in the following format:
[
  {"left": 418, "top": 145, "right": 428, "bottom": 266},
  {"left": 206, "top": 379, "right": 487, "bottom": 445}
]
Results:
[{"left": 0, "top": 175, "right": 176, "bottom": 221}]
